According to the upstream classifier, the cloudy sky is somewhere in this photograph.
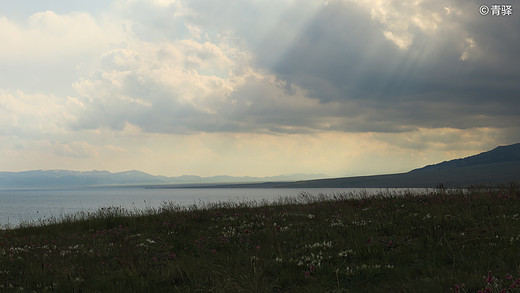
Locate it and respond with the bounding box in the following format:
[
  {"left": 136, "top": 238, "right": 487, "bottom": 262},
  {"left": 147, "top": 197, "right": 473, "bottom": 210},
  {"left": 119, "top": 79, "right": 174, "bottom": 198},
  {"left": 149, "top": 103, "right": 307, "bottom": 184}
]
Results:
[{"left": 0, "top": 0, "right": 518, "bottom": 178}]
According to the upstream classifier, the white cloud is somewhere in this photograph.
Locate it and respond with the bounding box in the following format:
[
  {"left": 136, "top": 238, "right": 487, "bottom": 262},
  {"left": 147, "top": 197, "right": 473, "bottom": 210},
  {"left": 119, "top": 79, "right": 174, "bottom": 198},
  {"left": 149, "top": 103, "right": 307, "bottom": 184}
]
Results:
[
  {"left": 382, "top": 30, "right": 413, "bottom": 50},
  {"left": 70, "top": 34, "right": 353, "bottom": 134},
  {"left": 185, "top": 23, "right": 202, "bottom": 39},
  {"left": 0, "top": 90, "right": 78, "bottom": 137},
  {"left": 72, "top": 39, "right": 235, "bottom": 131},
  {"left": 0, "top": 11, "right": 125, "bottom": 62},
  {"left": 345, "top": 0, "right": 466, "bottom": 51},
  {"left": 459, "top": 37, "right": 477, "bottom": 61},
  {"left": 0, "top": 9, "right": 130, "bottom": 95}
]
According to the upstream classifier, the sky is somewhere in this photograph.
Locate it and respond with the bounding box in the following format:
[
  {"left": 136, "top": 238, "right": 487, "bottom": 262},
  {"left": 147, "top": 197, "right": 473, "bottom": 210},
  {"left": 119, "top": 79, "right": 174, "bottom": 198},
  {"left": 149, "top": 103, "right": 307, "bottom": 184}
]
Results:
[{"left": 0, "top": 0, "right": 519, "bottom": 178}]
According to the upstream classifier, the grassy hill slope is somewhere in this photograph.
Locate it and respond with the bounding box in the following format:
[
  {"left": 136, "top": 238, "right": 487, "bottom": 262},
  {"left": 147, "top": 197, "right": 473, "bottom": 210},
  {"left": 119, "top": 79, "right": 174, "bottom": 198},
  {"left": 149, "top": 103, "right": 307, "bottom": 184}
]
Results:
[{"left": 2, "top": 188, "right": 520, "bottom": 292}]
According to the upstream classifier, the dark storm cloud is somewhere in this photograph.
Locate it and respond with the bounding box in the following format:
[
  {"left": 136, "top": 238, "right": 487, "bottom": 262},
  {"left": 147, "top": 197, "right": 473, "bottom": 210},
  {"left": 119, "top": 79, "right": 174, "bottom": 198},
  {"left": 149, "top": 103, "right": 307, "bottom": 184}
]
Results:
[{"left": 262, "top": 1, "right": 520, "bottom": 132}]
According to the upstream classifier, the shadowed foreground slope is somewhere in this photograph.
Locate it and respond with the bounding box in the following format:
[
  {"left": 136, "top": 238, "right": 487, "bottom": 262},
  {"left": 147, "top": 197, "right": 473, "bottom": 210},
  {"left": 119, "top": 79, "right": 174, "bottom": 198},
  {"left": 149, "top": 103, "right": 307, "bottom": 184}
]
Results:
[{"left": 1, "top": 188, "right": 520, "bottom": 292}]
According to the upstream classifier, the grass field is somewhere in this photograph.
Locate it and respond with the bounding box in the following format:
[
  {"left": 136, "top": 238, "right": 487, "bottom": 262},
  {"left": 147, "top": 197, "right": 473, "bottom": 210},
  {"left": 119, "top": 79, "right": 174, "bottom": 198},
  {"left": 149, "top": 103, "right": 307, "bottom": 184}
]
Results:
[{"left": 1, "top": 186, "right": 520, "bottom": 292}]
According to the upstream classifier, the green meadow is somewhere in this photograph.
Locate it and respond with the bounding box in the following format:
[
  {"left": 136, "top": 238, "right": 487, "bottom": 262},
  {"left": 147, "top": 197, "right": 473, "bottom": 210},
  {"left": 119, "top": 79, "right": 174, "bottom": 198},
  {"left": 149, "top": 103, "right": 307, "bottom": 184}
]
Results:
[{"left": 1, "top": 186, "right": 520, "bottom": 292}]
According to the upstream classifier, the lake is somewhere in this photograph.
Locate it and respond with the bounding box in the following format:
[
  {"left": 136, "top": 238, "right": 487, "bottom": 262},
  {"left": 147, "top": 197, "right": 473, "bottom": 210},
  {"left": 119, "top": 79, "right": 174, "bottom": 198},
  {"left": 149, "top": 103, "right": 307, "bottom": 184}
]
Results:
[{"left": 0, "top": 186, "right": 423, "bottom": 228}]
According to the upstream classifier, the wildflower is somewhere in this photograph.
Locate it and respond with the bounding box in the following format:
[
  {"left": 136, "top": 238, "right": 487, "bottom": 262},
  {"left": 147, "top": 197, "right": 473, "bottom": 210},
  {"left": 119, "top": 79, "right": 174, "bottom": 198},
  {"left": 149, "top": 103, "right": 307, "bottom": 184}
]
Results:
[
  {"left": 304, "top": 271, "right": 310, "bottom": 278},
  {"left": 169, "top": 252, "right": 176, "bottom": 260},
  {"left": 307, "top": 214, "right": 315, "bottom": 219},
  {"left": 506, "top": 274, "right": 513, "bottom": 280},
  {"left": 486, "top": 272, "right": 494, "bottom": 284}
]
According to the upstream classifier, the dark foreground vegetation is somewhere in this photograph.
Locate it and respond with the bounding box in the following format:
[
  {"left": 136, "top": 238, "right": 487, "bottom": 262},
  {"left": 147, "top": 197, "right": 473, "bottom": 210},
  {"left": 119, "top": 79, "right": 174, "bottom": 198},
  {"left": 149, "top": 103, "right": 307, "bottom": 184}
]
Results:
[{"left": 1, "top": 186, "right": 520, "bottom": 292}]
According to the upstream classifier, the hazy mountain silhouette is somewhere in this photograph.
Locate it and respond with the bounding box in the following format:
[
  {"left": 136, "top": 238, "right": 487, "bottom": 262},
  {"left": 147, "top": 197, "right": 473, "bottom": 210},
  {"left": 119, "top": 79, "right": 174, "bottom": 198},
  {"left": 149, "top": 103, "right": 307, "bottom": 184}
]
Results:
[
  {"left": 207, "top": 143, "right": 520, "bottom": 188},
  {"left": 0, "top": 170, "right": 327, "bottom": 188}
]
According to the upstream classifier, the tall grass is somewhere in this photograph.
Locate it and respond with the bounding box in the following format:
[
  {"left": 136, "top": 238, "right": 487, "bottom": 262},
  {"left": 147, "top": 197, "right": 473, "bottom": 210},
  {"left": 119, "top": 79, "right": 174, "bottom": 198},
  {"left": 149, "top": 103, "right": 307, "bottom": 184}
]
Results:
[{"left": 1, "top": 187, "right": 520, "bottom": 292}]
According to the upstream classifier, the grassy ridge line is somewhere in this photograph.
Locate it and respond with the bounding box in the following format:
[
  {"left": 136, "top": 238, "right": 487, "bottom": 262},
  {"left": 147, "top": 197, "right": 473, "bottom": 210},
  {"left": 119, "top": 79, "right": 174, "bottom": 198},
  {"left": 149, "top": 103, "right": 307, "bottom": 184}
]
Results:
[{"left": 1, "top": 188, "right": 520, "bottom": 292}]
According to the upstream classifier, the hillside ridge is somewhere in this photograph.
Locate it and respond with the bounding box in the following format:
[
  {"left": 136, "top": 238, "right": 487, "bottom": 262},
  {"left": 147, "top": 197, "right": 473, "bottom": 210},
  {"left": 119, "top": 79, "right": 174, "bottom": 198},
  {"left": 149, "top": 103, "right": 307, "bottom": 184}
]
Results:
[{"left": 410, "top": 143, "right": 520, "bottom": 172}]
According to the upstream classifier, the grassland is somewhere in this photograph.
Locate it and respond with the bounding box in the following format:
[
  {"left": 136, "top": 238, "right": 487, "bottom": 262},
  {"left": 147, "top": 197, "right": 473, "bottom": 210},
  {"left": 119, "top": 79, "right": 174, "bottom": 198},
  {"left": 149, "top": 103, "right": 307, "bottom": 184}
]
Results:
[{"left": 1, "top": 186, "right": 520, "bottom": 292}]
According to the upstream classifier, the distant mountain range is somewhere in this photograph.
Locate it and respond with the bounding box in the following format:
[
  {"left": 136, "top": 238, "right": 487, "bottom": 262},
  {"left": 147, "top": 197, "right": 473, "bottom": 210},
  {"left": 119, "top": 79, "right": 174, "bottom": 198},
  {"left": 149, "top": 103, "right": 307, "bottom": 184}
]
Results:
[
  {"left": 0, "top": 169, "right": 328, "bottom": 188},
  {"left": 1, "top": 143, "right": 519, "bottom": 188}
]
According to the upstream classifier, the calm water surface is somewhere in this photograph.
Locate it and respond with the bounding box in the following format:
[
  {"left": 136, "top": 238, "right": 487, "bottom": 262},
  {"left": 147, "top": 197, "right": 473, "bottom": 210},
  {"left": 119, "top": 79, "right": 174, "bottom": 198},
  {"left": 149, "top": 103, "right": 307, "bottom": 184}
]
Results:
[{"left": 0, "top": 187, "right": 423, "bottom": 227}]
